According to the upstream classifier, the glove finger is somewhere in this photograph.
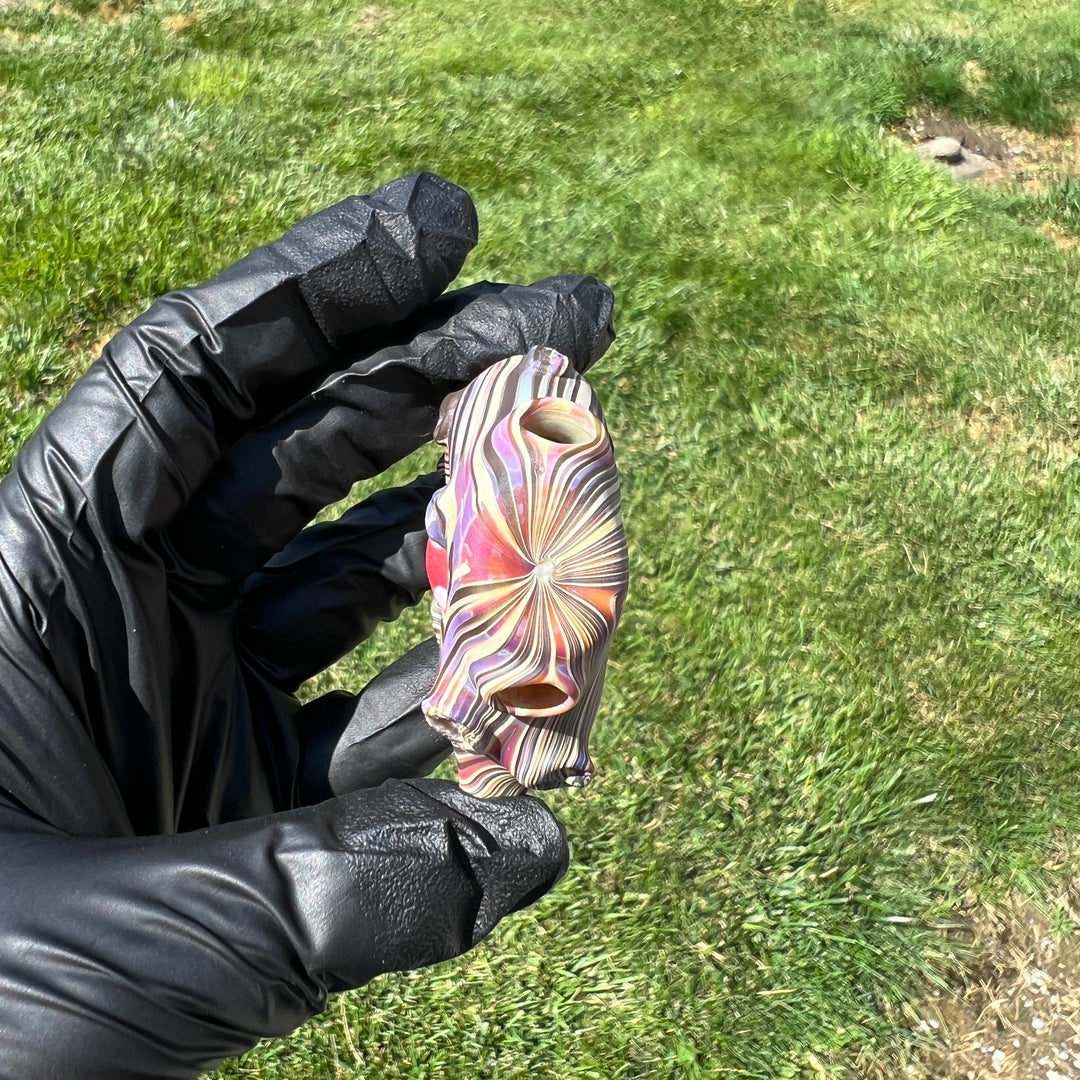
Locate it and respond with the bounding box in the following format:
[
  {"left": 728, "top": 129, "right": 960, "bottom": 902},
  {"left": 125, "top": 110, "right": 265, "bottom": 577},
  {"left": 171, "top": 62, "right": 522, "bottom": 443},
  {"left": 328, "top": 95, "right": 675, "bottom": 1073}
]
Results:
[
  {"left": 295, "top": 638, "right": 450, "bottom": 803},
  {"left": 407, "top": 780, "right": 571, "bottom": 939},
  {"left": 238, "top": 474, "right": 440, "bottom": 691},
  {"left": 162, "top": 273, "right": 616, "bottom": 588},
  {"left": 5, "top": 172, "right": 476, "bottom": 558},
  {"left": 326, "top": 778, "right": 570, "bottom": 977},
  {"left": 0, "top": 780, "right": 567, "bottom": 1078}
]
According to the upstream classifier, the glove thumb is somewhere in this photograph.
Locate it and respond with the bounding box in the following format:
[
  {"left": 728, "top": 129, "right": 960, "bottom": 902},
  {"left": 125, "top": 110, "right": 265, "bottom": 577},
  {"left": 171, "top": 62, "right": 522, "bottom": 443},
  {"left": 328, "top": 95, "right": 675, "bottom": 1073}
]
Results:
[{"left": 0, "top": 782, "right": 568, "bottom": 1079}]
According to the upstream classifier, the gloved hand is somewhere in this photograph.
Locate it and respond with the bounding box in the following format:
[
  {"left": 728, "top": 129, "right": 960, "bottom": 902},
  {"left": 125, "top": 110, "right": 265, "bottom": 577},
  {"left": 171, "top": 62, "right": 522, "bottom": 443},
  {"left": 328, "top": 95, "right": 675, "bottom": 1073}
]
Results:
[{"left": 0, "top": 172, "right": 616, "bottom": 1080}]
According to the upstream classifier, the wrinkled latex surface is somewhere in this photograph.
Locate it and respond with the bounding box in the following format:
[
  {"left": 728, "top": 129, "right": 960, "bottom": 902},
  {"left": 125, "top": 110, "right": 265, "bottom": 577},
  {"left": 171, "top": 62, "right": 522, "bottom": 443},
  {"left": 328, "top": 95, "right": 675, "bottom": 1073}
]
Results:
[{"left": 0, "top": 173, "right": 615, "bottom": 1079}]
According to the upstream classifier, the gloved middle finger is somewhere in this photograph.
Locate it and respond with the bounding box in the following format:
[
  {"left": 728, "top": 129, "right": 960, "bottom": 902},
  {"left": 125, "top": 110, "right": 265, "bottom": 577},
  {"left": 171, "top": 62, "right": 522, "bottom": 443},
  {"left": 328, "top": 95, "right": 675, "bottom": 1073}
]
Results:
[
  {"left": 162, "top": 274, "right": 616, "bottom": 589},
  {"left": 236, "top": 473, "right": 439, "bottom": 692}
]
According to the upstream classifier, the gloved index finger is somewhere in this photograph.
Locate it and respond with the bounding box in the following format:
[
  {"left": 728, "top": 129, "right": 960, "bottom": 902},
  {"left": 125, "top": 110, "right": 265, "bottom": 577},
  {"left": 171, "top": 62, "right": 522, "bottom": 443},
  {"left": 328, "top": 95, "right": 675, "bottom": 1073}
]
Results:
[
  {"left": 163, "top": 274, "right": 616, "bottom": 589},
  {"left": 6, "top": 172, "right": 477, "bottom": 550}
]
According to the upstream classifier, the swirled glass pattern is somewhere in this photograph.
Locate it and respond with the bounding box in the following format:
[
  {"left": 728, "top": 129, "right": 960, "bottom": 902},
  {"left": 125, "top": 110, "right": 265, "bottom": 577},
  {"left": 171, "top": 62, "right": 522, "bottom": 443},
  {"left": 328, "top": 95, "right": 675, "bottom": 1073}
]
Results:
[{"left": 423, "top": 347, "right": 628, "bottom": 797}]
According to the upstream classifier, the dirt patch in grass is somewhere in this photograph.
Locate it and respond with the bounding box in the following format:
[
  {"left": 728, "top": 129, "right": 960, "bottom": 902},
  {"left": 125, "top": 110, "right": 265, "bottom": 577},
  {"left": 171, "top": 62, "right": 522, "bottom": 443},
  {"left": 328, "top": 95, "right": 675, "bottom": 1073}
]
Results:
[
  {"left": 904, "top": 393, "right": 1077, "bottom": 474},
  {"left": 912, "top": 893, "right": 1080, "bottom": 1080},
  {"left": 352, "top": 5, "right": 390, "bottom": 33},
  {"left": 893, "top": 106, "right": 1080, "bottom": 192},
  {"left": 956, "top": 400, "right": 1076, "bottom": 468}
]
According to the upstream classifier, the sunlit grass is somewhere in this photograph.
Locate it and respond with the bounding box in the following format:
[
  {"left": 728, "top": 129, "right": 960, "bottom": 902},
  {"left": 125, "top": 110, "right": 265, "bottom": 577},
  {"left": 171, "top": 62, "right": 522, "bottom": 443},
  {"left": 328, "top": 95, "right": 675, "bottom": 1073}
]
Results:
[{"left": 5, "top": 0, "right": 1080, "bottom": 1075}]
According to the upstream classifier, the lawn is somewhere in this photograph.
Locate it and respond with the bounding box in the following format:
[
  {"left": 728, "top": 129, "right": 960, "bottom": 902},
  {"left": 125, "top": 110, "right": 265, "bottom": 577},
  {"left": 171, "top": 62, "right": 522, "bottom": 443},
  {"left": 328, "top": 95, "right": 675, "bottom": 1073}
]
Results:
[{"left": 4, "top": 0, "right": 1080, "bottom": 1076}]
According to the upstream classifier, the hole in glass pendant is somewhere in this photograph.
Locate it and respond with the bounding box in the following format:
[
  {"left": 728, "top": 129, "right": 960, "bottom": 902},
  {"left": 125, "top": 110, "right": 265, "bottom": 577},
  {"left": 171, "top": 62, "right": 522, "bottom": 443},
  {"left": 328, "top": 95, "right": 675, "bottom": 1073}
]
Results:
[
  {"left": 494, "top": 682, "right": 572, "bottom": 715},
  {"left": 519, "top": 400, "right": 598, "bottom": 446}
]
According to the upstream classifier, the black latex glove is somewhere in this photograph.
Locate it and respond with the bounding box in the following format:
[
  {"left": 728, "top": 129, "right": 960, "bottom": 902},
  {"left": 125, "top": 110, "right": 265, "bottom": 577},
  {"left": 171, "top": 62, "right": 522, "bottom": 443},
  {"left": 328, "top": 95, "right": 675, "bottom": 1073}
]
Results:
[{"left": 0, "top": 172, "right": 616, "bottom": 1079}]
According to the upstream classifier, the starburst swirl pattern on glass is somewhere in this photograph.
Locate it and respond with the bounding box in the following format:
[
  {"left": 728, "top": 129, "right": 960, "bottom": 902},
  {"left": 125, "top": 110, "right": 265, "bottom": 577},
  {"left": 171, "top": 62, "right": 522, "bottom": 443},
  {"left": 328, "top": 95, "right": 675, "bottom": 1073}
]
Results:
[{"left": 422, "top": 346, "right": 629, "bottom": 797}]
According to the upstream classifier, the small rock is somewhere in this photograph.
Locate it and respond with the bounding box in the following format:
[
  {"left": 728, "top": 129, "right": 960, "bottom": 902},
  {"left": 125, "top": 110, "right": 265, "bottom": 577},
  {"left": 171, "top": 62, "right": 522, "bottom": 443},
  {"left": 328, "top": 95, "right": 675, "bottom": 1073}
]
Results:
[
  {"left": 917, "top": 136, "right": 964, "bottom": 163},
  {"left": 1032, "top": 1016, "right": 1046, "bottom": 1030},
  {"left": 992, "top": 1048, "right": 1007, "bottom": 1070},
  {"left": 952, "top": 151, "right": 993, "bottom": 179}
]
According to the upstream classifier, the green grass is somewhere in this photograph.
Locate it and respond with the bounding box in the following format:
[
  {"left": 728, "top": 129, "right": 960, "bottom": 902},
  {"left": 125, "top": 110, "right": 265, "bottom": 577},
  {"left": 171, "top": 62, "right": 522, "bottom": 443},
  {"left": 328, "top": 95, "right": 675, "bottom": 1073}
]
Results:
[{"left": 5, "top": 0, "right": 1080, "bottom": 1075}]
